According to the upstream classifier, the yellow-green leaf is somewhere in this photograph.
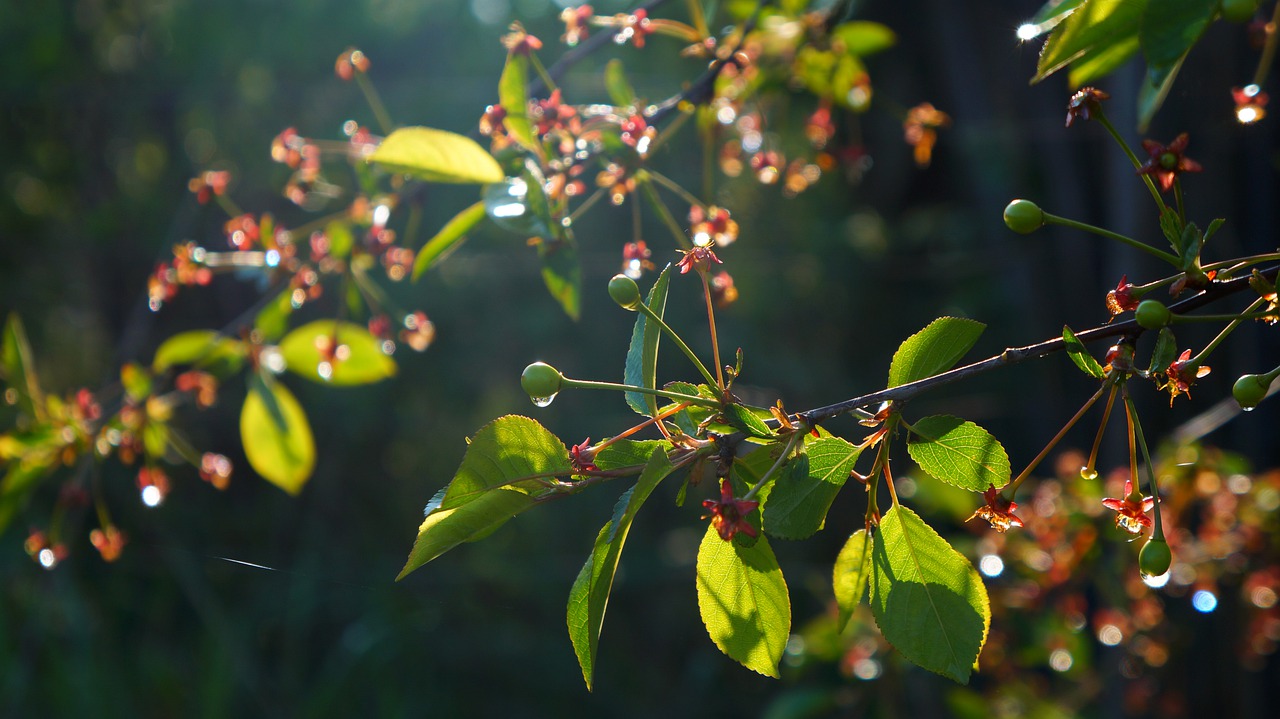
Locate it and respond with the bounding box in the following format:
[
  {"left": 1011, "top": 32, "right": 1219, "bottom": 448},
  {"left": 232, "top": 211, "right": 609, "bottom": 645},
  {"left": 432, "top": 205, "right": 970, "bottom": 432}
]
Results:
[
  {"left": 369, "top": 127, "right": 504, "bottom": 184},
  {"left": 152, "top": 330, "right": 247, "bottom": 373},
  {"left": 412, "top": 201, "right": 487, "bottom": 280},
  {"left": 499, "top": 53, "right": 539, "bottom": 153},
  {"left": 696, "top": 525, "right": 790, "bottom": 677},
  {"left": 278, "top": 320, "right": 396, "bottom": 386},
  {"left": 888, "top": 317, "right": 985, "bottom": 388},
  {"left": 834, "top": 529, "right": 874, "bottom": 633},
  {"left": 906, "top": 415, "right": 1011, "bottom": 492},
  {"left": 240, "top": 377, "right": 314, "bottom": 495}
]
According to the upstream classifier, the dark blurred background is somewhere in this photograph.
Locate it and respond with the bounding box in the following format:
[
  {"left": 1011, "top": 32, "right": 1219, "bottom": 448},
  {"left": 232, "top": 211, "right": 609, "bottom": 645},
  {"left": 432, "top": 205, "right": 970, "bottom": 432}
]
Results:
[{"left": 2, "top": 0, "right": 1279, "bottom": 716}]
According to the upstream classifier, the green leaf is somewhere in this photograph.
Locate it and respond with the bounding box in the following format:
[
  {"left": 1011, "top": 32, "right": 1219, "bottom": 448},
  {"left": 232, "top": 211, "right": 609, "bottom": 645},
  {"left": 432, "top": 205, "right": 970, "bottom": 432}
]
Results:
[
  {"left": 593, "top": 439, "right": 668, "bottom": 472},
  {"left": 0, "top": 457, "right": 55, "bottom": 535},
  {"left": 1030, "top": 0, "right": 1088, "bottom": 27},
  {"left": 498, "top": 53, "right": 539, "bottom": 154},
  {"left": 1149, "top": 327, "right": 1177, "bottom": 374},
  {"left": 240, "top": 377, "right": 315, "bottom": 495},
  {"left": 696, "top": 525, "right": 790, "bottom": 677},
  {"left": 604, "top": 59, "right": 637, "bottom": 107},
  {"left": 120, "top": 363, "right": 153, "bottom": 403},
  {"left": 255, "top": 289, "right": 295, "bottom": 343},
  {"left": 412, "top": 201, "right": 487, "bottom": 280},
  {"left": 152, "top": 330, "right": 247, "bottom": 373},
  {"left": 1, "top": 313, "right": 44, "bottom": 421},
  {"left": 887, "top": 317, "right": 985, "bottom": 388},
  {"left": 624, "top": 264, "right": 672, "bottom": 415},
  {"left": 1136, "top": 52, "right": 1186, "bottom": 131},
  {"left": 1062, "top": 326, "right": 1105, "bottom": 379},
  {"left": 567, "top": 449, "right": 674, "bottom": 689},
  {"left": 830, "top": 21, "right": 896, "bottom": 56},
  {"left": 1140, "top": 0, "right": 1217, "bottom": 71},
  {"left": 870, "top": 506, "right": 990, "bottom": 684},
  {"left": 763, "top": 437, "right": 861, "bottom": 539},
  {"left": 369, "top": 127, "right": 504, "bottom": 184},
  {"left": 834, "top": 529, "right": 874, "bottom": 633},
  {"left": 1035, "top": 0, "right": 1147, "bottom": 83},
  {"left": 278, "top": 320, "right": 397, "bottom": 386},
  {"left": 907, "top": 415, "right": 1011, "bottom": 492},
  {"left": 538, "top": 238, "right": 581, "bottom": 321},
  {"left": 722, "top": 404, "right": 776, "bottom": 440},
  {"left": 1065, "top": 33, "right": 1140, "bottom": 86},
  {"left": 398, "top": 416, "right": 569, "bottom": 578},
  {"left": 325, "top": 220, "right": 356, "bottom": 260}
]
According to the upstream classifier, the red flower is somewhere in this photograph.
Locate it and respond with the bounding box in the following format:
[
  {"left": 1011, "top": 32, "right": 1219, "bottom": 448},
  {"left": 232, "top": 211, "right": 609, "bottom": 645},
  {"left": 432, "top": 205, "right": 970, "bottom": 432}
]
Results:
[
  {"left": 689, "top": 206, "right": 739, "bottom": 247},
  {"left": 501, "top": 24, "right": 543, "bottom": 55},
  {"left": 1065, "top": 87, "right": 1110, "bottom": 127},
  {"left": 677, "top": 245, "right": 722, "bottom": 275},
  {"left": 702, "top": 479, "right": 759, "bottom": 541},
  {"left": 1162, "top": 349, "right": 1210, "bottom": 405},
  {"left": 560, "top": 5, "right": 593, "bottom": 46},
  {"left": 903, "top": 103, "right": 950, "bottom": 168},
  {"left": 621, "top": 240, "right": 654, "bottom": 279},
  {"left": 1137, "top": 133, "right": 1203, "bottom": 192},
  {"left": 1101, "top": 477, "right": 1154, "bottom": 535},
  {"left": 89, "top": 525, "right": 127, "bottom": 562},
  {"left": 966, "top": 485, "right": 1023, "bottom": 533},
  {"left": 1105, "top": 274, "right": 1139, "bottom": 315},
  {"left": 570, "top": 438, "right": 599, "bottom": 474},
  {"left": 1232, "top": 85, "right": 1268, "bottom": 125},
  {"left": 335, "top": 48, "right": 370, "bottom": 81}
]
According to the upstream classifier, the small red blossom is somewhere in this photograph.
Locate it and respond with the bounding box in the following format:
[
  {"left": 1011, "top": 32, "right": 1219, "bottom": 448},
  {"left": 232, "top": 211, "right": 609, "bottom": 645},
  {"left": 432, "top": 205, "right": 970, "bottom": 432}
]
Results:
[
  {"left": 677, "top": 245, "right": 722, "bottom": 275},
  {"left": 501, "top": 23, "right": 543, "bottom": 55},
  {"left": 1101, "top": 477, "right": 1155, "bottom": 535},
  {"left": 708, "top": 271, "right": 738, "bottom": 308},
  {"left": 561, "top": 5, "right": 593, "bottom": 46},
  {"left": 75, "top": 389, "right": 102, "bottom": 421},
  {"left": 1162, "top": 349, "right": 1210, "bottom": 405},
  {"left": 570, "top": 438, "right": 599, "bottom": 473},
  {"left": 903, "top": 103, "right": 950, "bottom": 168},
  {"left": 966, "top": 485, "right": 1024, "bottom": 533},
  {"left": 620, "top": 9, "right": 654, "bottom": 48},
  {"left": 1105, "top": 274, "right": 1140, "bottom": 315},
  {"left": 1065, "top": 87, "right": 1111, "bottom": 127},
  {"left": 1137, "top": 133, "right": 1203, "bottom": 192},
  {"left": 175, "top": 371, "right": 218, "bottom": 408},
  {"left": 148, "top": 262, "right": 178, "bottom": 311},
  {"left": 335, "top": 48, "right": 370, "bottom": 81},
  {"left": 187, "top": 170, "right": 230, "bottom": 204},
  {"left": 621, "top": 240, "right": 654, "bottom": 279},
  {"left": 689, "top": 205, "right": 739, "bottom": 247},
  {"left": 1103, "top": 343, "right": 1135, "bottom": 375},
  {"left": 702, "top": 479, "right": 759, "bottom": 541},
  {"left": 805, "top": 101, "right": 836, "bottom": 149},
  {"left": 749, "top": 150, "right": 782, "bottom": 184},
  {"left": 199, "top": 452, "right": 233, "bottom": 490},
  {"left": 400, "top": 311, "right": 435, "bottom": 352},
  {"left": 89, "top": 525, "right": 127, "bottom": 562}
]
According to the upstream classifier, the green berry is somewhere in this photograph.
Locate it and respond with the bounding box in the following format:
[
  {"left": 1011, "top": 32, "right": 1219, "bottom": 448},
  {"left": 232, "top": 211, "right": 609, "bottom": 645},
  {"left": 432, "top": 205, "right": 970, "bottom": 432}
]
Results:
[
  {"left": 1233, "top": 373, "right": 1270, "bottom": 409},
  {"left": 1220, "top": 0, "right": 1258, "bottom": 23},
  {"left": 1003, "top": 199, "right": 1044, "bottom": 234},
  {"left": 1134, "top": 300, "right": 1172, "bottom": 330},
  {"left": 608, "top": 274, "right": 642, "bottom": 310},
  {"left": 1138, "top": 537, "right": 1172, "bottom": 578},
  {"left": 520, "top": 362, "right": 563, "bottom": 399}
]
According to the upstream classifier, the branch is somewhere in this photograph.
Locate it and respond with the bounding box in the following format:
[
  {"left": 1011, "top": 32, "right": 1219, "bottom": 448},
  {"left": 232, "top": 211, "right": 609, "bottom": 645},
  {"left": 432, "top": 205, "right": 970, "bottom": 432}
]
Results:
[{"left": 800, "top": 265, "right": 1280, "bottom": 424}]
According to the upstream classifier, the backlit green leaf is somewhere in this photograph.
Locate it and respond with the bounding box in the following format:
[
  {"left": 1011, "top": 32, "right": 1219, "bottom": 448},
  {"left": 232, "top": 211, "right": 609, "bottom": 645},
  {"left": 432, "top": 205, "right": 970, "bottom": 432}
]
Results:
[
  {"left": 1030, "top": 0, "right": 1088, "bottom": 27},
  {"left": 278, "top": 320, "right": 397, "bottom": 386},
  {"left": 369, "top": 126, "right": 504, "bottom": 184},
  {"left": 0, "top": 457, "right": 55, "bottom": 535},
  {"left": 567, "top": 449, "right": 674, "bottom": 689},
  {"left": 604, "top": 59, "right": 637, "bottom": 107},
  {"left": 870, "top": 506, "right": 990, "bottom": 684},
  {"left": 240, "top": 377, "right": 315, "bottom": 495},
  {"left": 723, "top": 403, "right": 776, "bottom": 439},
  {"left": 412, "top": 201, "right": 487, "bottom": 280},
  {"left": 539, "top": 237, "right": 581, "bottom": 321},
  {"left": 255, "top": 288, "right": 295, "bottom": 343},
  {"left": 1035, "top": 0, "right": 1146, "bottom": 83},
  {"left": 1140, "top": 0, "right": 1217, "bottom": 71},
  {"left": 1062, "top": 326, "right": 1105, "bottom": 378},
  {"left": 1, "top": 313, "right": 44, "bottom": 421},
  {"left": 499, "top": 53, "right": 539, "bottom": 153},
  {"left": 834, "top": 529, "right": 873, "bottom": 633},
  {"left": 887, "top": 317, "right": 985, "bottom": 388},
  {"left": 624, "top": 264, "right": 672, "bottom": 415},
  {"left": 152, "top": 330, "right": 247, "bottom": 373},
  {"left": 398, "top": 416, "right": 569, "bottom": 578},
  {"left": 763, "top": 437, "right": 861, "bottom": 539},
  {"left": 696, "top": 525, "right": 790, "bottom": 677},
  {"left": 907, "top": 415, "right": 1011, "bottom": 492},
  {"left": 593, "top": 439, "right": 667, "bottom": 472},
  {"left": 830, "top": 21, "right": 896, "bottom": 56}
]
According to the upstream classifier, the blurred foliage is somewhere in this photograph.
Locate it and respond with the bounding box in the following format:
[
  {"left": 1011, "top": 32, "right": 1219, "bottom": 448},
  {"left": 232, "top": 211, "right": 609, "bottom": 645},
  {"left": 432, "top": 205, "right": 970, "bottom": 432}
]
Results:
[{"left": 2, "top": 0, "right": 1280, "bottom": 716}]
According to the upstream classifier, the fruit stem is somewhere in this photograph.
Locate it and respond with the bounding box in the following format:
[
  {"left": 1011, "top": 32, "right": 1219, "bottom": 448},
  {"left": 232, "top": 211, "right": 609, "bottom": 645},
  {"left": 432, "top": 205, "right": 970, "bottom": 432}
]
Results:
[
  {"left": 562, "top": 376, "right": 721, "bottom": 408},
  {"left": 634, "top": 299, "right": 723, "bottom": 394},
  {"left": 742, "top": 431, "right": 802, "bottom": 501},
  {"left": 1005, "top": 381, "right": 1108, "bottom": 499},
  {"left": 700, "top": 272, "right": 725, "bottom": 391},
  {"left": 1042, "top": 212, "right": 1179, "bottom": 265},
  {"left": 1083, "top": 382, "right": 1120, "bottom": 480},
  {"left": 1190, "top": 296, "right": 1269, "bottom": 366},
  {"left": 1093, "top": 111, "right": 1168, "bottom": 213},
  {"left": 1125, "top": 389, "right": 1164, "bottom": 538}
]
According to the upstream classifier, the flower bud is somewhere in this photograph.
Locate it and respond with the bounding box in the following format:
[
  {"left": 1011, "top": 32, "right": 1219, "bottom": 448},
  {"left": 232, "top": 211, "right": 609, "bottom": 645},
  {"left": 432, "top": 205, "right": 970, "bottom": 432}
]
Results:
[
  {"left": 608, "top": 274, "right": 642, "bottom": 310},
  {"left": 1003, "top": 199, "right": 1044, "bottom": 234},
  {"left": 520, "top": 362, "right": 563, "bottom": 400},
  {"left": 1134, "top": 299, "right": 1172, "bottom": 329}
]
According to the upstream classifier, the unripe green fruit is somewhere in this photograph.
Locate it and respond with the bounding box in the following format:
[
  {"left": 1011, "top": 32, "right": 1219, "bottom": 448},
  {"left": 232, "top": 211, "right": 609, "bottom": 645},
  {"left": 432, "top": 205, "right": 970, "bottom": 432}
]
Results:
[
  {"left": 1003, "top": 199, "right": 1044, "bottom": 234},
  {"left": 1134, "top": 299, "right": 1172, "bottom": 329},
  {"left": 608, "top": 274, "right": 642, "bottom": 310},
  {"left": 1233, "top": 373, "right": 1270, "bottom": 409},
  {"left": 1139, "top": 537, "right": 1172, "bottom": 578},
  {"left": 1220, "top": 0, "right": 1258, "bottom": 24},
  {"left": 521, "top": 362, "right": 563, "bottom": 399}
]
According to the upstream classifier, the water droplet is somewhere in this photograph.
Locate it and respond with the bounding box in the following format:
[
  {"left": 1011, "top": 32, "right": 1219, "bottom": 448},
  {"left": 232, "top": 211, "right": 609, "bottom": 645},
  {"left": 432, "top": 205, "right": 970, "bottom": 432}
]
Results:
[
  {"left": 1080, "top": 467, "right": 1098, "bottom": 480},
  {"left": 1142, "top": 570, "right": 1171, "bottom": 588},
  {"left": 38, "top": 548, "right": 58, "bottom": 569},
  {"left": 317, "top": 361, "right": 333, "bottom": 381},
  {"left": 260, "top": 347, "right": 286, "bottom": 375},
  {"left": 531, "top": 393, "right": 557, "bottom": 407},
  {"left": 1242, "top": 405, "right": 1255, "bottom": 412},
  {"left": 1192, "top": 589, "right": 1218, "bottom": 613},
  {"left": 141, "top": 484, "right": 164, "bottom": 507},
  {"left": 265, "top": 249, "right": 280, "bottom": 267}
]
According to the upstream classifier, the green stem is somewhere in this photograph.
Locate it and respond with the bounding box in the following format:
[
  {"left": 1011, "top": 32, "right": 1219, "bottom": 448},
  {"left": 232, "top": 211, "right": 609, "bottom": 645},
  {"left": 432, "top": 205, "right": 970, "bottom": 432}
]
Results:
[
  {"left": 562, "top": 376, "right": 721, "bottom": 408},
  {"left": 685, "top": 0, "right": 709, "bottom": 38},
  {"left": 1190, "top": 296, "right": 1268, "bottom": 366},
  {"left": 1043, "top": 212, "right": 1180, "bottom": 265},
  {"left": 700, "top": 273, "right": 725, "bottom": 390},
  {"left": 646, "top": 169, "right": 706, "bottom": 210},
  {"left": 1171, "top": 310, "right": 1278, "bottom": 324},
  {"left": 1204, "top": 252, "right": 1280, "bottom": 274},
  {"left": 1252, "top": 0, "right": 1280, "bottom": 88},
  {"left": 742, "top": 432, "right": 802, "bottom": 501},
  {"left": 1094, "top": 112, "right": 1167, "bottom": 212},
  {"left": 638, "top": 178, "right": 692, "bottom": 249},
  {"left": 635, "top": 300, "right": 721, "bottom": 391},
  {"left": 355, "top": 72, "right": 394, "bottom": 135},
  {"left": 1124, "top": 390, "right": 1163, "bottom": 537},
  {"left": 1005, "top": 382, "right": 1107, "bottom": 499},
  {"left": 528, "top": 53, "right": 558, "bottom": 95}
]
